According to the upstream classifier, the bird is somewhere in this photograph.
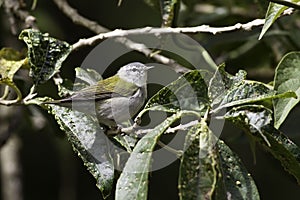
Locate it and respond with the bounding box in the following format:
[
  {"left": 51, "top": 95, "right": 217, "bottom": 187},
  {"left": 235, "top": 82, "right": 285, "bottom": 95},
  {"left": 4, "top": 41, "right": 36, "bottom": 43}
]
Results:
[{"left": 46, "top": 62, "right": 153, "bottom": 130}]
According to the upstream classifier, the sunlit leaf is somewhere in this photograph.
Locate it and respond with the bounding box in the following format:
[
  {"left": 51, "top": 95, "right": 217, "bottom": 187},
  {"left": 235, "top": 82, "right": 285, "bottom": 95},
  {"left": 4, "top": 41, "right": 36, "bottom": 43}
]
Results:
[
  {"left": 19, "top": 29, "right": 72, "bottom": 84},
  {"left": 273, "top": 52, "right": 300, "bottom": 128},
  {"left": 116, "top": 112, "right": 182, "bottom": 200},
  {"left": 259, "top": 1, "right": 300, "bottom": 40},
  {"left": 0, "top": 48, "right": 26, "bottom": 102}
]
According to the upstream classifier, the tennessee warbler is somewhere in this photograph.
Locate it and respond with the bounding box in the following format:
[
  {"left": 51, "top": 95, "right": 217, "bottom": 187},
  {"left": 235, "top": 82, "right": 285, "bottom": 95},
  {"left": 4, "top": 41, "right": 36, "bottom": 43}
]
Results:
[{"left": 47, "top": 62, "right": 153, "bottom": 128}]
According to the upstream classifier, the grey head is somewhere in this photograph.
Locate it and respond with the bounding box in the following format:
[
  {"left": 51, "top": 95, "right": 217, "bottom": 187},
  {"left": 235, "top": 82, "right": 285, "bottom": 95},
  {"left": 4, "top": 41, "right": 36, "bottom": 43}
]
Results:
[{"left": 117, "top": 62, "right": 153, "bottom": 87}]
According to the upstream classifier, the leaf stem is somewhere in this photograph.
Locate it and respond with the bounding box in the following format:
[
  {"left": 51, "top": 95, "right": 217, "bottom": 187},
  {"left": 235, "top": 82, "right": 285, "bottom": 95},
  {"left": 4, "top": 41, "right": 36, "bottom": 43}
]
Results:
[
  {"left": 157, "top": 140, "right": 183, "bottom": 158},
  {"left": 0, "top": 85, "right": 10, "bottom": 100},
  {"left": 0, "top": 83, "right": 22, "bottom": 105}
]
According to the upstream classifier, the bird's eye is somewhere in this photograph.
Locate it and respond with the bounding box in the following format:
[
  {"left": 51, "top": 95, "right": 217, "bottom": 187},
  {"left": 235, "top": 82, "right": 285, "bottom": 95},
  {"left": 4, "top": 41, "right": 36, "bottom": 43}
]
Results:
[{"left": 132, "top": 68, "right": 138, "bottom": 72}]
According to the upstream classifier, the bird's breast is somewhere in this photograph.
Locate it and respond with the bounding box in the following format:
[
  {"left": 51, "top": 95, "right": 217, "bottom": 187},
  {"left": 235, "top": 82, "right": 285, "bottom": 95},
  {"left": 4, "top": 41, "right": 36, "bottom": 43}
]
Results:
[{"left": 96, "top": 86, "right": 147, "bottom": 126}]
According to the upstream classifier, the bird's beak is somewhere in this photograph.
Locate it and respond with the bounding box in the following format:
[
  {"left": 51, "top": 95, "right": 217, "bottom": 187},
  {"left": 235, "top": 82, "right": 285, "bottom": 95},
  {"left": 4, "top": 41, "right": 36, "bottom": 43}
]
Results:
[{"left": 146, "top": 66, "right": 154, "bottom": 70}]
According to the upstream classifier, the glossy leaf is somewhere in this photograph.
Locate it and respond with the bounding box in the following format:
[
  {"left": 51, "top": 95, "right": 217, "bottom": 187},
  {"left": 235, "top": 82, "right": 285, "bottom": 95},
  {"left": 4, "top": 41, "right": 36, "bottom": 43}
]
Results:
[
  {"left": 273, "top": 52, "right": 300, "bottom": 128},
  {"left": 139, "top": 70, "right": 210, "bottom": 118},
  {"left": 116, "top": 112, "right": 182, "bottom": 200},
  {"left": 215, "top": 81, "right": 275, "bottom": 111},
  {"left": 0, "top": 48, "right": 26, "bottom": 81},
  {"left": 215, "top": 140, "right": 260, "bottom": 200},
  {"left": 44, "top": 104, "right": 114, "bottom": 198},
  {"left": 19, "top": 29, "right": 72, "bottom": 84},
  {"left": 224, "top": 105, "right": 300, "bottom": 183},
  {"left": 75, "top": 67, "right": 102, "bottom": 86},
  {"left": 259, "top": 1, "right": 300, "bottom": 40},
  {"left": 209, "top": 65, "right": 290, "bottom": 113},
  {"left": 209, "top": 64, "right": 247, "bottom": 106},
  {"left": 178, "top": 120, "right": 218, "bottom": 200},
  {"left": 211, "top": 76, "right": 295, "bottom": 114},
  {"left": 53, "top": 77, "right": 76, "bottom": 97}
]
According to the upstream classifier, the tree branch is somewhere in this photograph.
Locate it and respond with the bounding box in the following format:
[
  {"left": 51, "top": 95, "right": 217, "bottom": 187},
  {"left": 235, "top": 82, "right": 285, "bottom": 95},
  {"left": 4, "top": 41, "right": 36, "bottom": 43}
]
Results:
[
  {"left": 3, "top": 0, "right": 37, "bottom": 35},
  {"left": 0, "top": 135, "right": 23, "bottom": 200},
  {"left": 52, "top": 0, "right": 189, "bottom": 73},
  {"left": 52, "top": 0, "right": 108, "bottom": 33},
  {"left": 72, "top": 19, "right": 265, "bottom": 50},
  {"left": 121, "top": 120, "right": 199, "bottom": 136}
]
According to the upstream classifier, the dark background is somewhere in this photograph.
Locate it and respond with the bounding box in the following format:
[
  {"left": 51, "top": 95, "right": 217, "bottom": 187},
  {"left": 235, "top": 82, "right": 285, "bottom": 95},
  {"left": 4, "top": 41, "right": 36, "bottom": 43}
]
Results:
[{"left": 1, "top": 0, "right": 300, "bottom": 199}]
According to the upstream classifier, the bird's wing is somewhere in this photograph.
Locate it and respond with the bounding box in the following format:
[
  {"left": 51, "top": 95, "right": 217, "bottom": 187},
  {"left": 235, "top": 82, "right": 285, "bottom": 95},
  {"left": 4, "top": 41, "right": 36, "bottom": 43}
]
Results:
[{"left": 62, "top": 75, "right": 139, "bottom": 102}]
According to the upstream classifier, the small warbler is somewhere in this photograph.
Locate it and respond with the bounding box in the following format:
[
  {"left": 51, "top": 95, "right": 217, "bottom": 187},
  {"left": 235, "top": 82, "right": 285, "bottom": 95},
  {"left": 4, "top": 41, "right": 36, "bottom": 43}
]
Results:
[{"left": 47, "top": 62, "right": 153, "bottom": 129}]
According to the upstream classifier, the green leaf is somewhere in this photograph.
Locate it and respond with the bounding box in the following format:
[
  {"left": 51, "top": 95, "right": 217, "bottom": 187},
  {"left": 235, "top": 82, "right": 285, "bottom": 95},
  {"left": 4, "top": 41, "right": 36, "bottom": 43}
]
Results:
[
  {"left": 178, "top": 118, "right": 260, "bottom": 199},
  {"left": 224, "top": 105, "right": 300, "bottom": 184},
  {"left": 215, "top": 140, "right": 260, "bottom": 200},
  {"left": 75, "top": 67, "right": 102, "bottom": 85},
  {"left": 116, "top": 112, "right": 182, "bottom": 200},
  {"left": 0, "top": 47, "right": 25, "bottom": 61},
  {"left": 0, "top": 48, "right": 26, "bottom": 81},
  {"left": 209, "top": 64, "right": 247, "bottom": 106},
  {"left": 113, "top": 134, "right": 137, "bottom": 153},
  {"left": 273, "top": 52, "right": 300, "bottom": 128},
  {"left": 178, "top": 120, "right": 218, "bottom": 200},
  {"left": 211, "top": 77, "right": 294, "bottom": 113},
  {"left": 259, "top": 1, "right": 300, "bottom": 40},
  {"left": 53, "top": 67, "right": 102, "bottom": 98},
  {"left": 224, "top": 105, "right": 274, "bottom": 146},
  {"left": 139, "top": 70, "right": 210, "bottom": 117},
  {"left": 209, "top": 66, "right": 292, "bottom": 113},
  {"left": 19, "top": 29, "right": 72, "bottom": 84},
  {"left": 44, "top": 104, "right": 114, "bottom": 198},
  {"left": 0, "top": 48, "right": 26, "bottom": 103},
  {"left": 53, "top": 77, "right": 76, "bottom": 97},
  {"left": 216, "top": 81, "right": 275, "bottom": 110}
]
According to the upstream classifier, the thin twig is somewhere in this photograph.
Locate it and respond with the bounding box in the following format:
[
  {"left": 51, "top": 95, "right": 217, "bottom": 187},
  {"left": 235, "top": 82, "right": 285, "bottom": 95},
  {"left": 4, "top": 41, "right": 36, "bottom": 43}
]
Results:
[
  {"left": 52, "top": 0, "right": 188, "bottom": 73},
  {"left": 122, "top": 120, "right": 199, "bottom": 136},
  {"left": 165, "top": 120, "right": 199, "bottom": 133},
  {"left": 72, "top": 19, "right": 266, "bottom": 50},
  {"left": 52, "top": 0, "right": 108, "bottom": 33},
  {"left": 0, "top": 83, "right": 23, "bottom": 106},
  {"left": 3, "top": 0, "right": 37, "bottom": 35},
  {"left": 157, "top": 140, "right": 183, "bottom": 158},
  {"left": 115, "top": 37, "right": 190, "bottom": 73}
]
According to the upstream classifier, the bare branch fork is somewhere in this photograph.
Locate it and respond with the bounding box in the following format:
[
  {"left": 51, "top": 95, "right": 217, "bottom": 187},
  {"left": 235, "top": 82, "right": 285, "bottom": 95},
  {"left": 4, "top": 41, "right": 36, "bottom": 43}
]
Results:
[{"left": 52, "top": 0, "right": 189, "bottom": 73}]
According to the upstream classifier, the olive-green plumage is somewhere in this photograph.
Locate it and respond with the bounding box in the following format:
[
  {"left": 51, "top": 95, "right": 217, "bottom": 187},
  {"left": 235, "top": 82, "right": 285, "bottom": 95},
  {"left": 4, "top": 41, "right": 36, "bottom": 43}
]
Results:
[
  {"left": 47, "top": 62, "right": 152, "bottom": 128},
  {"left": 57, "top": 75, "right": 139, "bottom": 102}
]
